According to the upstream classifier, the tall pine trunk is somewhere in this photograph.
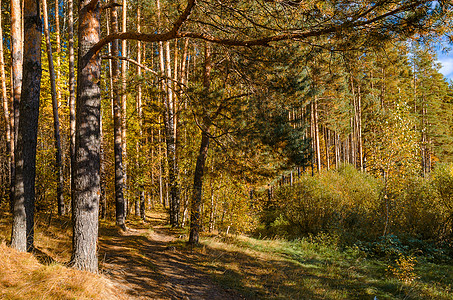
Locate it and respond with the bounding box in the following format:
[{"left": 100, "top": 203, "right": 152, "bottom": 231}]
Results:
[
  {"left": 157, "top": 0, "right": 180, "bottom": 227},
  {"left": 71, "top": 0, "right": 101, "bottom": 272},
  {"left": 68, "top": 0, "right": 75, "bottom": 203},
  {"left": 121, "top": 0, "right": 128, "bottom": 214},
  {"left": 10, "top": 0, "right": 42, "bottom": 252},
  {"left": 136, "top": 4, "right": 145, "bottom": 220},
  {"left": 54, "top": 0, "right": 61, "bottom": 105},
  {"left": 110, "top": 2, "right": 127, "bottom": 230},
  {"left": 10, "top": 0, "right": 23, "bottom": 210}
]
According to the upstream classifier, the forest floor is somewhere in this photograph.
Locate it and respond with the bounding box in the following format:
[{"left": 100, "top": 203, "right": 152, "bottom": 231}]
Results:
[
  {"left": 1, "top": 207, "right": 453, "bottom": 299},
  {"left": 97, "top": 211, "right": 244, "bottom": 299}
]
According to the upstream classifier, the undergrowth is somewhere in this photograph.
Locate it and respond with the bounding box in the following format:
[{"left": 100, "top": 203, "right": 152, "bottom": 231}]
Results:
[{"left": 199, "top": 234, "right": 453, "bottom": 299}]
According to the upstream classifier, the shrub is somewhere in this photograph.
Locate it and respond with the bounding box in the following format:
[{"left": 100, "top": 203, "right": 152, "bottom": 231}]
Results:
[
  {"left": 396, "top": 176, "right": 443, "bottom": 240},
  {"left": 260, "top": 165, "right": 382, "bottom": 242},
  {"left": 432, "top": 163, "right": 453, "bottom": 241}
]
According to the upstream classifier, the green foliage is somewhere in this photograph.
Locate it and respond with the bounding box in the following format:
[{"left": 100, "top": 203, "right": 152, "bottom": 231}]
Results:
[
  {"left": 258, "top": 164, "right": 453, "bottom": 261},
  {"left": 259, "top": 165, "right": 382, "bottom": 242},
  {"left": 432, "top": 163, "right": 453, "bottom": 212},
  {"left": 396, "top": 176, "right": 444, "bottom": 240}
]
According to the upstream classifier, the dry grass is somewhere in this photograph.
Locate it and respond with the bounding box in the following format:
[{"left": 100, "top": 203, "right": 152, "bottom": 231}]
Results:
[
  {"left": 0, "top": 209, "right": 132, "bottom": 300},
  {"left": 0, "top": 243, "right": 129, "bottom": 300}
]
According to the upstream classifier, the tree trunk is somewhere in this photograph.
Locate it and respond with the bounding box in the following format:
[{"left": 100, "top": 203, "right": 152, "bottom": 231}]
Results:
[
  {"left": 100, "top": 112, "right": 106, "bottom": 220},
  {"left": 0, "top": 0, "right": 12, "bottom": 208},
  {"left": 10, "top": 0, "right": 42, "bottom": 252},
  {"left": 42, "top": 0, "right": 65, "bottom": 215},
  {"left": 54, "top": 0, "right": 62, "bottom": 105},
  {"left": 313, "top": 97, "right": 321, "bottom": 172},
  {"left": 68, "top": 0, "right": 75, "bottom": 204},
  {"left": 121, "top": 0, "right": 128, "bottom": 215},
  {"left": 209, "top": 182, "right": 215, "bottom": 232},
  {"left": 165, "top": 42, "right": 180, "bottom": 227},
  {"left": 71, "top": 0, "right": 101, "bottom": 272},
  {"left": 110, "top": 2, "right": 127, "bottom": 230},
  {"left": 158, "top": 116, "right": 164, "bottom": 208},
  {"left": 189, "top": 131, "right": 210, "bottom": 244},
  {"left": 356, "top": 85, "right": 363, "bottom": 171},
  {"left": 324, "top": 126, "right": 330, "bottom": 170},
  {"left": 10, "top": 0, "right": 23, "bottom": 210},
  {"left": 157, "top": 0, "right": 180, "bottom": 227},
  {"left": 136, "top": 4, "right": 145, "bottom": 219},
  {"left": 335, "top": 132, "right": 340, "bottom": 168},
  {"left": 189, "top": 43, "right": 211, "bottom": 244}
]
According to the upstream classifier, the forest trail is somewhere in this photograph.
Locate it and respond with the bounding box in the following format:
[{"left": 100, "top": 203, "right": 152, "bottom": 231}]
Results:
[{"left": 98, "top": 212, "right": 244, "bottom": 300}]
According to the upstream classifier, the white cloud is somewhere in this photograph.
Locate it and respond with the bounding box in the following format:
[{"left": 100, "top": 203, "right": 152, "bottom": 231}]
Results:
[{"left": 437, "top": 57, "right": 453, "bottom": 79}]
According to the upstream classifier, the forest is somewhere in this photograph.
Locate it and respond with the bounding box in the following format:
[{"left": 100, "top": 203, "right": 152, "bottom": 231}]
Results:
[{"left": 1, "top": 0, "right": 453, "bottom": 298}]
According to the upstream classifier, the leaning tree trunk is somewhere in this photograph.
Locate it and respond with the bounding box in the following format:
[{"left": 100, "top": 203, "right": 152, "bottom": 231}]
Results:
[
  {"left": 110, "top": 0, "right": 127, "bottom": 230},
  {"left": 10, "top": 0, "right": 42, "bottom": 252},
  {"left": 71, "top": 0, "right": 101, "bottom": 272},
  {"left": 42, "top": 0, "right": 65, "bottom": 216}
]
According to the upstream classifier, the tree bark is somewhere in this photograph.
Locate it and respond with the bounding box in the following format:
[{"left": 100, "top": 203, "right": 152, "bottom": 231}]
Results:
[
  {"left": 313, "top": 97, "right": 321, "bottom": 172},
  {"left": 121, "top": 0, "right": 128, "bottom": 215},
  {"left": 189, "top": 131, "right": 210, "bottom": 244},
  {"left": 136, "top": 4, "right": 145, "bottom": 220},
  {"left": 110, "top": 2, "right": 127, "bottom": 230},
  {"left": 68, "top": 0, "right": 75, "bottom": 204},
  {"left": 0, "top": 0, "right": 12, "bottom": 208},
  {"left": 189, "top": 43, "right": 211, "bottom": 244},
  {"left": 164, "top": 41, "right": 180, "bottom": 227},
  {"left": 100, "top": 112, "right": 106, "bottom": 219},
  {"left": 157, "top": 0, "right": 180, "bottom": 227},
  {"left": 71, "top": 0, "right": 101, "bottom": 272},
  {"left": 10, "top": 0, "right": 23, "bottom": 210},
  {"left": 42, "top": 0, "right": 65, "bottom": 215},
  {"left": 10, "top": 0, "right": 42, "bottom": 252},
  {"left": 54, "top": 0, "right": 61, "bottom": 105},
  {"left": 356, "top": 84, "right": 363, "bottom": 171}
]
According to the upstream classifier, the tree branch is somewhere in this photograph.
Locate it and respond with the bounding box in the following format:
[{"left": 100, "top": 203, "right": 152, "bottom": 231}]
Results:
[
  {"left": 169, "top": 0, "right": 196, "bottom": 35},
  {"left": 88, "top": 0, "right": 434, "bottom": 60},
  {"left": 101, "top": 55, "right": 186, "bottom": 86}
]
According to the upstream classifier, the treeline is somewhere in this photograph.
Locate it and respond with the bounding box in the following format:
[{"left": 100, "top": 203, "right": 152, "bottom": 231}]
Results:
[{"left": 0, "top": 0, "right": 452, "bottom": 272}]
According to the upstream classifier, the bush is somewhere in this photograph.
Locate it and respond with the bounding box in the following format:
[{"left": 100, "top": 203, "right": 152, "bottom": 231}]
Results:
[
  {"left": 396, "top": 176, "right": 444, "bottom": 240},
  {"left": 258, "top": 164, "right": 453, "bottom": 258},
  {"left": 432, "top": 163, "right": 453, "bottom": 241},
  {"left": 259, "top": 165, "right": 382, "bottom": 243}
]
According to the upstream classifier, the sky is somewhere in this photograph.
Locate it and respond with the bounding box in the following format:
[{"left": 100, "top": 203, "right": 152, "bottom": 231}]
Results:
[{"left": 437, "top": 51, "right": 453, "bottom": 81}]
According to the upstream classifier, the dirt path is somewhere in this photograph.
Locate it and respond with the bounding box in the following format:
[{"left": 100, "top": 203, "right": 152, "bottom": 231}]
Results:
[{"left": 98, "top": 213, "right": 244, "bottom": 300}]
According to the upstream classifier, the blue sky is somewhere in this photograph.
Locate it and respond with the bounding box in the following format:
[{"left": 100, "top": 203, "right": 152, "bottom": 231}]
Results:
[{"left": 437, "top": 51, "right": 453, "bottom": 81}]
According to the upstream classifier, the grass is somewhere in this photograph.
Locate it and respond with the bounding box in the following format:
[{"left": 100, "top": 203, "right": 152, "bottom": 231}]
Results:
[
  {"left": 0, "top": 243, "right": 128, "bottom": 300},
  {"left": 0, "top": 206, "right": 451, "bottom": 299},
  {"left": 194, "top": 234, "right": 453, "bottom": 299},
  {"left": 0, "top": 208, "right": 132, "bottom": 300}
]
